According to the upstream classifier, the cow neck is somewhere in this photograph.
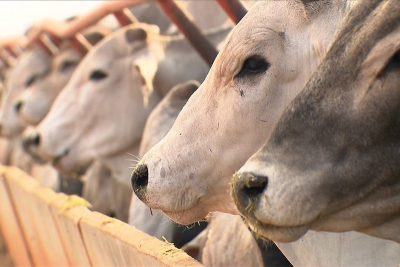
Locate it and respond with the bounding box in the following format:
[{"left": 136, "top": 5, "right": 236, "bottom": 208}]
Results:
[{"left": 100, "top": 142, "right": 140, "bottom": 187}]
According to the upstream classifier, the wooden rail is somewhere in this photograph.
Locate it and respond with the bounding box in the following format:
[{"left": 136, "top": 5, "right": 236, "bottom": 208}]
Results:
[{"left": 0, "top": 166, "right": 202, "bottom": 267}]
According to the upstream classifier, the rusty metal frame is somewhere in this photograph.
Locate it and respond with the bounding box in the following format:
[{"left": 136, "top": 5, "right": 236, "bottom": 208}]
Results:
[
  {"left": 216, "top": 0, "right": 247, "bottom": 24},
  {"left": 25, "top": 0, "right": 248, "bottom": 64},
  {"left": 157, "top": 0, "right": 218, "bottom": 66}
]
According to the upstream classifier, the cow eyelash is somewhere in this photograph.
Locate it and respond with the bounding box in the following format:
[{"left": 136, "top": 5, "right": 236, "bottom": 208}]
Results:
[
  {"left": 236, "top": 55, "right": 270, "bottom": 78},
  {"left": 89, "top": 70, "right": 108, "bottom": 81}
]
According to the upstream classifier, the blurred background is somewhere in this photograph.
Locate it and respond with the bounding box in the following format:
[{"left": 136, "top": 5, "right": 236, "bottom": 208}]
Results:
[{"left": 0, "top": 1, "right": 107, "bottom": 38}]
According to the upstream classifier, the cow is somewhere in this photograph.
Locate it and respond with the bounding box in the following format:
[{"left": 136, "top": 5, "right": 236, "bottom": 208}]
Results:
[
  {"left": 0, "top": 47, "right": 50, "bottom": 137},
  {"left": 131, "top": 80, "right": 207, "bottom": 245},
  {"left": 15, "top": 27, "right": 109, "bottom": 126},
  {"left": 135, "top": 80, "right": 288, "bottom": 266},
  {"left": 24, "top": 23, "right": 228, "bottom": 223},
  {"left": 232, "top": 0, "right": 400, "bottom": 244},
  {"left": 131, "top": 0, "right": 400, "bottom": 265},
  {"left": 27, "top": 23, "right": 228, "bottom": 178},
  {"left": 131, "top": 0, "right": 351, "bottom": 226},
  {"left": 0, "top": 47, "right": 52, "bottom": 175}
]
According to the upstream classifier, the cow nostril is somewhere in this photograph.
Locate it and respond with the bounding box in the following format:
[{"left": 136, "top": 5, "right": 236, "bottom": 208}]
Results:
[
  {"left": 243, "top": 173, "right": 268, "bottom": 199},
  {"left": 32, "top": 134, "right": 40, "bottom": 147},
  {"left": 14, "top": 101, "right": 23, "bottom": 113},
  {"left": 131, "top": 164, "right": 149, "bottom": 198},
  {"left": 234, "top": 172, "right": 268, "bottom": 211}
]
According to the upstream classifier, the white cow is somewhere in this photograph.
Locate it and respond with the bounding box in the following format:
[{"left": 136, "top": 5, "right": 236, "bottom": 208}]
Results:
[
  {"left": 233, "top": 0, "right": 400, "bottom": 244},
  {"left": 0, "top": 47, "right": 50, "bottom": 137},
  {"left": 0, "top": 28, "right": 107, "bottom": 192},
  {"left": 27, "top": 23, "right": 229, "bottom": 226},
  {"left": 15, "top": 27, "right": 109, "bottom": 126},
  {"left": 131, "top": 1, "right": 400, "bottom": 266},
  {"left": 130, "top": 81, "right": 200, "bottom": 242},
  {"left": 138, "top": 80, "right": 265, "bottom": 266}
]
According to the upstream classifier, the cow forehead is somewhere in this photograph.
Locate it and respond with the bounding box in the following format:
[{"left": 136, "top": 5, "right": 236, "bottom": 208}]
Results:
[
  {"left": 52, "top": 48, "right": 80, "bottom": 67},
  {"left": 218, "top": 1, "right": 307, "bottom": 57},
  {"left": 7, "top": 48, "right": 51, "bottom": 89},
  {"left": 13, "top": 49, "right": 50, "bottom": 75}
]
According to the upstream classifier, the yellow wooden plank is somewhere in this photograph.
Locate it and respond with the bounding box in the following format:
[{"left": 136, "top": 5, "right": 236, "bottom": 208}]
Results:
[
  {"left": 31, "top": 186, "right": 71, "bottom": 267},
  {"left": 1, "top": 166, "right": 203, "bottom": 267},
  {"left": 79, "top": 211, "right": 202, "bottom": 267},
  {"left": 0, "top": 172, "right": 33, "bottom": 267},
  {"left": 50, "top": 194, "right": 92, "bottom": 267},
  {"left": 3, "top": 166, "right": 49, "bottom": 266},
  {"left": 4, "top": 166, "right": 70, "bottom": 266}
]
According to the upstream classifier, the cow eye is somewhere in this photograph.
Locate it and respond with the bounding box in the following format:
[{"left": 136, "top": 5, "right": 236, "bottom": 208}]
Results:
[
  {"left": 236, "top": 56, "right": 270, "bottom": 78},
  {"left": 89, "top": 70, "right": 108, "bottom": 81},
  {"left": 25, "top": 75, "right": 38, "bottom": 87},
  {"left": 59, "top": 60, "right": 78, "bottom": 72}
]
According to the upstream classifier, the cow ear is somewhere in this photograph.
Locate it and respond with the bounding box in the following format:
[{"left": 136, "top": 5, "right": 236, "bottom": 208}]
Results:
[
  {"left": 83, "top": 26, "right": 111, "bottom": 46},
  {"left": 125, "top": 28, "right": 148, "bottom": 44},
  {"left": 124, "top": 25, "right": 159, "bottom": 45},
  {"left": 131, "top": 50, "right": 159, "bottom": 106}
]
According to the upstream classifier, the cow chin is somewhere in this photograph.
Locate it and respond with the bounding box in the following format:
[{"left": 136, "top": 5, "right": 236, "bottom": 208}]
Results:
[
  {"left": 247, "top": 217, "right": 310, "bottom": 243},
  {"left": 163, "top": 205, "right": 209, "bottom": 225},
  {"left": 52, "top": 150, "right": 91, "bottom": 177}
]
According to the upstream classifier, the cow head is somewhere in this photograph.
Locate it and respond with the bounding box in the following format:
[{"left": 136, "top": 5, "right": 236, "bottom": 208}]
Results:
[
  {"left": 131, "top": 1, "right": 348, "bottom": 224},
  {"left": 232, "top": 0, "right": 400, "bottom": 242},
  {"left": 15, "top": 28, "right": 109, "bottom": 126},
  {"left": 28, "top": 24, "right": 162, "bottom": 175},
  {"left": 15, "top": 47, "right": 81, "bottom": 126},
  {"left": 0, "top": 48, "right": 51, "bottom": 137}
]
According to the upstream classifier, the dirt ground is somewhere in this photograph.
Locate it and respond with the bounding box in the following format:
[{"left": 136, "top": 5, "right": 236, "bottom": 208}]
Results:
[{"left": 0, "top": 234, "right": 13, "bottom": 267}]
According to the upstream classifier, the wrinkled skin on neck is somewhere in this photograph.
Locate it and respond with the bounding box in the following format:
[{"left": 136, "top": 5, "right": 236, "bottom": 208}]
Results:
[
  {"left": 0, "top": 48, "right": 51, "bottom": 137},
  {"left": 234, "top": 0, "right": 400, "bottom": 242},
  {"left": 16, "top": 47, "right": 81, "bottom": 126},
  {"left": 136, "top": 1, "right": 346, "bottom": 224}
]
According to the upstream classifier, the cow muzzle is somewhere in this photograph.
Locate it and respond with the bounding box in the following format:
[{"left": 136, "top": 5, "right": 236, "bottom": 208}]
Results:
[{"left": 22, "top": 131, "right": 46, "bottom": 163}]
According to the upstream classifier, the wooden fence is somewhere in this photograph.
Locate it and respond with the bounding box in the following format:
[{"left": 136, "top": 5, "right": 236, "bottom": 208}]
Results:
[{"left": 0, "top": 166, "right": 202, "bottom": 267}]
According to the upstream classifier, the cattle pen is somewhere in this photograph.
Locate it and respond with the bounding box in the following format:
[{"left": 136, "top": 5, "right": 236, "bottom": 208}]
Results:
[{"left": 0, "top": 166, "right": 203, "bottom": 267}]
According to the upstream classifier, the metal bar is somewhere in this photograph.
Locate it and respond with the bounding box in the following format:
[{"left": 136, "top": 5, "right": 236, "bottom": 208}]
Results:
[
  {"left": 157, "top": 0, "right": 218, "bottom": 66},
  {"left": 216, "top": 0, "right": 247, "bottom": 24}
]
